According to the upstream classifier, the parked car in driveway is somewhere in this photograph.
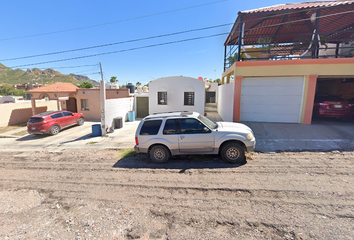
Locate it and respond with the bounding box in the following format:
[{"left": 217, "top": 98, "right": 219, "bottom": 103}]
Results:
[
  {"left": 134, "top": 111, "right": 256, "bottom": 163},
  {"left": 27, "top": 111, "right": 85, "bottom": 135},
  {"left": 313, "top": 94, "right": 354, "bottom": 119}
]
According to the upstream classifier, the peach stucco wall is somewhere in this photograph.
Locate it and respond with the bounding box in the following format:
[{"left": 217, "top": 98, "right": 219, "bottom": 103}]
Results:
[
  {"left": 76, "top": 88, "right": 131, "bottom": 121},
  {"left": 222, "top": 58, "right": 354, "bottom": 124},
  {"left": 0, "top": 100, "right": 58, "bottom": 127}
]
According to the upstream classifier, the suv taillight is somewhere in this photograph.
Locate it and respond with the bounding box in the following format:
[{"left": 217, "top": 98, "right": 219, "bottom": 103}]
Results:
[{"left": 135, "top": 137, "right": 139, "bottom": 145}]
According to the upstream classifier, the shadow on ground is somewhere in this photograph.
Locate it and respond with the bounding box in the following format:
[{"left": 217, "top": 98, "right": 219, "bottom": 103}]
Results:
[
  {"left": 16, "top": 126, "right": 93, "bottom": 142},
  {"left": 59, "top": 133, "right": 94, "bottom": 145},
  {"left": 16, "top": 133, "right": 50, "bottom": 141},
  {"left": 113, "top": 154, "right": 247, "bottom": 172}
]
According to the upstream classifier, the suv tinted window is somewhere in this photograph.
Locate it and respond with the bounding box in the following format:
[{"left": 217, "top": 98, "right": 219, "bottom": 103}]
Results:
[
  {"left": 63, "top": 112, "right": 73, "bottom": 116},
  {"left": 163, "top": 119, "right": 178, "bottom": 135},
  {"left": 180, "top": 118, "right": 210, "bottom": 134},
  {"left": 140, "top": 120, "right": 162, "bottom": 135},
  {"left": 51, "top": 112, "right": 64, "bottom": 119},
  {"left": 29, "top": 117, "right": 44, "bottom": 123}
]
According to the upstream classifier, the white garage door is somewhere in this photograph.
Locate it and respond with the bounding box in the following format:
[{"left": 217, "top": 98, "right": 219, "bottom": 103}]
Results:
[{"left": 240, "top": 77, "right": 304, "bottom": 123}]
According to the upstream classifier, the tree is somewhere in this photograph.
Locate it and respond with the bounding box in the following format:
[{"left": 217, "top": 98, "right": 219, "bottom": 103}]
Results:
[
  {"left": 0, "top": 84, "right": 25, "bottom": 97},
  {"left": 77, "top": 82, "right": 93, "bottom": 88},
  {"left": 110, "top": 76, "right": 118, "bottom": 83},
  {"left": 136, "top": 82, "right": 141, "bottom": 87}
]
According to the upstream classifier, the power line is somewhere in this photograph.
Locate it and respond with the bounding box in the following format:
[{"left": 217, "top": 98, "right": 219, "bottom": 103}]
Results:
[
  {"left": 5, "top": 7, "right": 353, "bottom": 63},
  {"left": 16, "top": 64, "right": 99, "bottom": 70},
  {"left": 70, "top": 72, "right": 101, "bottom": 75},
  {"left": 0, "top": 23, "right": 232, "bottom": 62},
  {"left": 10, "top": 32, "right": 228, "bottom": 68},
  {"left": 48, "top": 64, "right": 99, "bottom": 69},
  {"left": 8, "top": 6, "right": 353, "bottom": 69},
  {"left": 0, "top": 0, "right": 228, "bottom": 42}
]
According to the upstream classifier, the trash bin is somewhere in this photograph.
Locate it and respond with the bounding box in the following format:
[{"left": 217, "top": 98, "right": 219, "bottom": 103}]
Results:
[
  {"left": 113, "top": 117, "right": 123, "bottom": 129},
  {"left": 92, "top": 124, "right": 101, "bottom": 137},
  {"left": 127, "top": 111, "right": 135, "bottom": 122}
]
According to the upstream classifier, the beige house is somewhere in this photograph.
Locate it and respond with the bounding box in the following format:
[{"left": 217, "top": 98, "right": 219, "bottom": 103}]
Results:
[
  {"left": 27, "top": 82, "right": 131, "bottom": 121},
  {"left": 221, "top": 0, "right": 354, "bottom": 124}
]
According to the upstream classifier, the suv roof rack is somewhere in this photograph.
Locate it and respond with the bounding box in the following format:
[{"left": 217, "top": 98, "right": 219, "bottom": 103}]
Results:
[
  {"left": 145, "top": 111, "right": 195, "bottom": 119},
  {"left": 152, "top": 111, "right": 189, "bottom": 115}
]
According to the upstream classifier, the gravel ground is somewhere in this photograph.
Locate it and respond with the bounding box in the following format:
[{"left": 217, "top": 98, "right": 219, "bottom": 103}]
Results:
[{"left": 0, "top": 149, "right": 353, "bottom": 239}]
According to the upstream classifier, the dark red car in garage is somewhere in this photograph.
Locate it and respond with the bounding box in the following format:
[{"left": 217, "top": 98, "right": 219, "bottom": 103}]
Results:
[
  {"left": 313, "top": 94, "right": 354, "bottom": 119},
  {"left": 27, "top": 111, "right": 85, "bottom": 135}
]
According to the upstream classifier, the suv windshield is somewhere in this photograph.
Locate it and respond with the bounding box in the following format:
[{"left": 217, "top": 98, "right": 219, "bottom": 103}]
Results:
[{"left": 197, "top": 114, "right": 217, "bottom": 129}]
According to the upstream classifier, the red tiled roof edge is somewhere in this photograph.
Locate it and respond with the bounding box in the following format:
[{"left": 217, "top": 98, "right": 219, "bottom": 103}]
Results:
[
  {"left": 241, "top": 0, "right": 354, "bottom": 14},
  {"left": 27, "top": 82, "right": 78, "bottom": 93}
]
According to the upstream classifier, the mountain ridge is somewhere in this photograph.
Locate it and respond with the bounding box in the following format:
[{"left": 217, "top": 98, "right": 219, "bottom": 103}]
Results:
[{"left": 0, "top": 63, "right": 98, "bottom": 86}]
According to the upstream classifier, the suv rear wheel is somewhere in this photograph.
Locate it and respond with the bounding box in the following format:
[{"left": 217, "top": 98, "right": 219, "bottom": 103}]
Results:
[
  {"left": 77, "top": 117, "right": 84, "bottom": 126},
  {"left": 221, "top": 142, "right": 245, "bottom": 163},
  {"left": 49, "top": 125, "right": 60, "bottom": 135},
  {"left": 150, "top": 145, "right": 170, "bottom": 163}
]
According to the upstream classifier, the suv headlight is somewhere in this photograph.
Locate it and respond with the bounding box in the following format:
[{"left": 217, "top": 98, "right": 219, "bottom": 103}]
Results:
[{"left": 247, "top": 133, "right": 254, "bottom": 140}]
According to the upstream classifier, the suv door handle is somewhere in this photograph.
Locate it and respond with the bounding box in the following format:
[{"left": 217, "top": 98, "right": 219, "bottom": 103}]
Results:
[{"left": 180, "top": 136, "right": 185, "bottom": 140}]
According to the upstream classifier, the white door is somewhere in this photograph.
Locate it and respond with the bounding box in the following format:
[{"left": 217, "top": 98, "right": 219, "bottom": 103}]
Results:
[{"left": 240, "top": 77, "right": 304, "bottom": 123}]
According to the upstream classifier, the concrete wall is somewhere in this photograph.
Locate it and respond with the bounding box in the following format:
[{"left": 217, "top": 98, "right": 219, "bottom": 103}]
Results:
[
  {"left": 149, "top": 76, "right": 205, "bottom": 115},
  {"left": 0, "top": 100, "right": 57, "bottom": 126},
  {"left": 105, "top": 97, "right": 134, "bottom": 129},
  {"left": 217, "top": 82, "right": 234, "bottom": 122},
  {"left": 223, "top": 58, "right": 354, "bottom": 78}
]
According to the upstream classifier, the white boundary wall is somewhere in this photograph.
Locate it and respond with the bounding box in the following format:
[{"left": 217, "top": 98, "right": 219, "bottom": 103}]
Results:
[
  {"left": 105, "top": 97, "right": 134, "bottom": 129},
  {"left": 217, "top": 82, "right": 234, "bottom": 122}
]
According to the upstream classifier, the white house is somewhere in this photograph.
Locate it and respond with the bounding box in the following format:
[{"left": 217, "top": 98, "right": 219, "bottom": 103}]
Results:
[{"left": 148, "top": 76, "right": 205, "bottom": 115}]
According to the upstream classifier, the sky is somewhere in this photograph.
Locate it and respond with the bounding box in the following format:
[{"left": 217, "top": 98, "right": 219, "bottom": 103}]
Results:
[{"left": 1, "top": 0, "right": 312, "bottom": 86}]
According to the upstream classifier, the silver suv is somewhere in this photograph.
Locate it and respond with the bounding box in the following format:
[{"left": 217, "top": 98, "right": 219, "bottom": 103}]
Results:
[{"left": 134, "top": 112, "right": 256, "bottom": 163}]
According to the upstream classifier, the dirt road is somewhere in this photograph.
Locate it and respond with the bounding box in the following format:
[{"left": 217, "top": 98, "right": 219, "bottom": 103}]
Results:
[{"left": 0, "top": 149, "right": 353, "bottom": 239}]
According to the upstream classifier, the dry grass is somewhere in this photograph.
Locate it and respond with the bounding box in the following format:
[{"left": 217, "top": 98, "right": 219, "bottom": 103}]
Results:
[
  {"left": 0, "top": 122, "right": 27, "bottom": 134},
  {"left": 110, "top": 148, "right": 137, "bottom": 159},
  {"left": 12, "top": 130, "right": 29, "bottom": 136}
]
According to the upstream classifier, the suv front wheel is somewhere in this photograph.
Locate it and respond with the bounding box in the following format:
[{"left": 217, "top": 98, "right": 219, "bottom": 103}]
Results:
[
  {"left": 221, "top": 142, "right": 245, "bottom": 163},
  {"left": 150, "top": 145, "right": 170, "bottom": 163}
]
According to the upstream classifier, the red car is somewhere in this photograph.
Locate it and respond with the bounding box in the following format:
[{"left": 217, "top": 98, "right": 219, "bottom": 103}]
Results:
[
  {"left": 27, "top": 111, "right": 85, "bottom": 135},
  {"left": 313, "top": 94, "right": 354, "bottom": 118}
]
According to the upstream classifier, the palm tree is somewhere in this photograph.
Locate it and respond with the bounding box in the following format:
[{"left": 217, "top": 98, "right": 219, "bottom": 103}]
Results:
[{"left": 110, "top": 76, "right": 118, "bottom": 83}]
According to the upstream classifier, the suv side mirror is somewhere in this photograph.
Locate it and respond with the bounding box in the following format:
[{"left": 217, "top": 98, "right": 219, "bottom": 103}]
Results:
[{"left": 203, "top": 127, "right": 211, "bottom": 133}]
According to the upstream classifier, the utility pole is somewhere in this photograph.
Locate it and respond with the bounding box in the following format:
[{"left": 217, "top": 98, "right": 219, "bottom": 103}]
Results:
[{"left": 99, "top": 62, "right": 106, "bottom": 136}]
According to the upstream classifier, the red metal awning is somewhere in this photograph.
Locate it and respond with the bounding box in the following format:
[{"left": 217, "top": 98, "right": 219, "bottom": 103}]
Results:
[{"left": 225, "top": 0, "right": 354, "bottom": 46}]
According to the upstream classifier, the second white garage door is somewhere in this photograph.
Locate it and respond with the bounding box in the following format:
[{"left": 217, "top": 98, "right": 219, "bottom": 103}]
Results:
[{"left": 240, "top": 77, "right": 304, "bottom": 123}]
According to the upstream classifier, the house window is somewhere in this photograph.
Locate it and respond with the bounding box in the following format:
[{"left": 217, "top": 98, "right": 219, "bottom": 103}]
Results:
[
  {"left": 81, "top": 99, "right": 89, "bottom": 110},
  {"left": 184, "top": 92, "right": 195, "bottom": 106},
  {"left": 158, "top": 92, "right": 167, "bottom": 105}
]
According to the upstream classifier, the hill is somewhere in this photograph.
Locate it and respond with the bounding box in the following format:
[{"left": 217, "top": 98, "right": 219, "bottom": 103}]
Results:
[{"left": 0, "top": 63, "right": 98, "bottom": 86}]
